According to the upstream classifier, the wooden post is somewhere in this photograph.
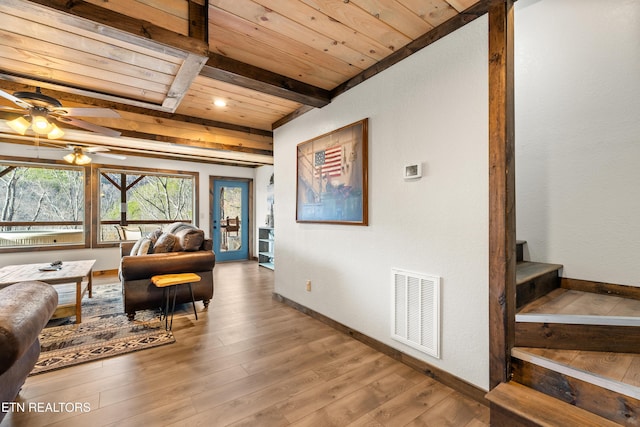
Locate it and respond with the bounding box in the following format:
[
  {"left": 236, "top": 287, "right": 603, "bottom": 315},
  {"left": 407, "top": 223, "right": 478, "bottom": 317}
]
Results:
[
  {"left": 188, "top": 0, "right": 208, "bottom": 43},
  {"left": 488, "top": 0, "right": 516, "bottom": 389},
  {"left": 120, "top": 173, "right": 127, "bottom": 225}
]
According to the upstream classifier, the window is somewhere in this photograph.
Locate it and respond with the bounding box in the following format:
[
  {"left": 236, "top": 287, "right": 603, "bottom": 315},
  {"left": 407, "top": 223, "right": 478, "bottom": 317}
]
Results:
[
  {"left": 0, "top": 158, "right": 199, "bottom": 250},
  {"left": 96, "top": 167, "right": 197, "bottom": 243},
  {"left": 0, "top": 160, "right": 86, "bottom": 250}
]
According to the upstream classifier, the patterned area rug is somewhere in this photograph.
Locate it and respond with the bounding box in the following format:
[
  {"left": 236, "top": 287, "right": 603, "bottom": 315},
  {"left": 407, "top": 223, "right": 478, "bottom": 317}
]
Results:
[{"left": 32, "top": 283, "right": 175, "bottom": 375}]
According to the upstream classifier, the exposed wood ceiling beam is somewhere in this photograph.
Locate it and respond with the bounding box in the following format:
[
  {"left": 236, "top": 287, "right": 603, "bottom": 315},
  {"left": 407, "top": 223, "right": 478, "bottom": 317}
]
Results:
[
  {"left": 189, "top": 0, "right": 208, "bottom": 42},
  {"left": 273, "top": 0, "right": 493, "bottom": 130},
  {"left": 11, "top": 0, "right": 208, "bottom": 112},
  {"left": 0, "top": 80, "right": 272, "bottom": 139},
  {"left": 0, "top": 109, "right": 271, "bottom": 156},
  {"left": 115, "top": 129, "right": 273, "bottom": 156},
  {"left": 0, "top": 131, "right": 273, "bottom": 166},
  {"left": 12, "top": 0, "right": 325, "bottom": 129},
  {"left": 24, "top": 0, "right": 329, "bottom": 111},
  {"left": 202, "top": 54, "right": 331, "bottom": 109},
  {"left": 23, "top": 0, "right": 208, "bottom": 56}
]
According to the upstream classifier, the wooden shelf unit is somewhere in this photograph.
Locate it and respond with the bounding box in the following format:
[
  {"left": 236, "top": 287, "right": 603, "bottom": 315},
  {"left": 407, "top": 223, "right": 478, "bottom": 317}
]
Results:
[{"left": 258, "top": 227, "right": 274, "bottom": 270}]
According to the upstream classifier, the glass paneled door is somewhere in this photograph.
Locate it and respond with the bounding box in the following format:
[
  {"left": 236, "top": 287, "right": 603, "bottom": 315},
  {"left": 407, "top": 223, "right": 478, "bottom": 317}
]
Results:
[{"left": 212, "top": 179, "right": 249, "bottom": 262}]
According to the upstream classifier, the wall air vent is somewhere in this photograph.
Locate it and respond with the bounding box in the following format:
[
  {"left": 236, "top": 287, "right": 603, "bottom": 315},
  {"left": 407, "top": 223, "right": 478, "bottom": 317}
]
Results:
[{"left": 391, "top": 268, "right": 440, "bottom": 358}]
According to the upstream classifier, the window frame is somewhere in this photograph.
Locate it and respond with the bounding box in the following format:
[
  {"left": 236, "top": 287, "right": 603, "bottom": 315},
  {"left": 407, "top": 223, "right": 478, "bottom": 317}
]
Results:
[
  {"left": 0, "top": 156, "right": 200, "bottom": 252},
  {"left": 92, "top": 163, "right": 199, "bottom": 247},
  {"left": 0, "top": 155, "right": 90, "bottom": 253}
]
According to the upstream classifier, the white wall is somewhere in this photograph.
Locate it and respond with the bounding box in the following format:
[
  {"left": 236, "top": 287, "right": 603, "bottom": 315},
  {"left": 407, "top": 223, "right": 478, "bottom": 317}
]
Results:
[
  {"left": 515, "top": 0, "right": 640, "bottom": 286},
  {"left": 274, "top": 18, "right": 489, "bottom": 389},
  {"left": 0, "top": 141, "right": 256, "bottom": 271}
]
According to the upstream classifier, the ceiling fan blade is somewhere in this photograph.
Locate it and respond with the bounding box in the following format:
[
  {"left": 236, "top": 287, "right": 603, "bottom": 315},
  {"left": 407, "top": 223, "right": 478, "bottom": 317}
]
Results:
[
  {"left": 82, "top": 146, "right": 109, "bottom": 153},
  {"left": 0, "top": 106, "right": 27, "bottom": 114},
  {"left": 0, "top": 88, "right": 33, "bottom": 109},
  {"left": 54, "top": 116, "right": 121, "bottom": 137},
  {"left": 51, "top": 107, "right": 120, "bottom": 118},
  {"left": 95, "top": 152, "right": 127, "bottom": 160}
]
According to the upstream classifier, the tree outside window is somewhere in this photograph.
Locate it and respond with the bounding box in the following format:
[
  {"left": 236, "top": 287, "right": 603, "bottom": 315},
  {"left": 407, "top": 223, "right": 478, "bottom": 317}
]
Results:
[
  {"left": 98, "top": 168, "right": 196, "bottom": 243},
  {"left": 0, "top": 162, "right": 85, "bottom": 248}
]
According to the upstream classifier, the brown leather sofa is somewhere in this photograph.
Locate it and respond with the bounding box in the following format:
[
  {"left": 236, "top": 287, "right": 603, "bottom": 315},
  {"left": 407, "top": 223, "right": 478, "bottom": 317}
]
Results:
[
  {"left": 119, "top": 225, "right": 215, "bottom": 320},
  {"left": 0, "top": 281, "right": 57, "bottom": 422}
]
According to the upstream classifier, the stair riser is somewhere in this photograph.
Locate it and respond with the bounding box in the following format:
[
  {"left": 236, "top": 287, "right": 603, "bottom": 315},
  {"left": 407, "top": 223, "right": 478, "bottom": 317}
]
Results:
[
  {"left": 515, "top": 322, "right": 640, "bottom": 353},
  {"left": 512, "top": 358, "right": 640, "bottom": 425},
  {"left": 516, "top": 241, "right": 525, "bottom": 263},
  {"left": 490, "top": 404, "right": 539, "bottom": 427},
  {"left": 517, "top": 270, "right": 561, "bottom": 309}
]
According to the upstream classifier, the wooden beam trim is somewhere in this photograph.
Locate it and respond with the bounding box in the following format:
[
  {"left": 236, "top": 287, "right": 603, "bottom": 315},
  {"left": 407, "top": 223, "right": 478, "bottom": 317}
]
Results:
[
  {"left": 0, "top": 71, "right": 175, "bottom": 113},
  {"left": 0, "top": 166, "right": 17, "bottom": 179},
  {"left": 20, "top": 0, "right": 208, "bottom": 57},
  {"left": 162, "top": 53, "right": 208, "bottom": 112},
  {"left": 100, "top": 172, "right": 122, "bottom": 191},
  {"left": 272, "top": 105, "right": 315, "bottom": 130},
  {"left": 0, "top": 80, "right": 273, "bottom": 138},
  {"left": 188, "top": 0, "right": 208, "bottom": 42},
  {"left": 202, "top": 54, "right": 331, "bottom": 108},
  {"left": 125, "top": 175, "right": 146, "bottom": 191},
  {"left": 116, "top": 129, "right": 273, "bottom": 156},
  {"left": 488, "top": 0, "right": 516, "bottom": 390}
]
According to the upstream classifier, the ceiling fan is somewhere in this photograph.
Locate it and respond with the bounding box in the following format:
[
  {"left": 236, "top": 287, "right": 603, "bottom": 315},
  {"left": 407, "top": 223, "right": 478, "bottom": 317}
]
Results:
[
  {"left": 58, "top": 144, "right": 127, "bottom": 165},
  {"left": 0, "top": 87, "right": 121, "bottom": 139},
  {"left": 29, "top": 142, "right": 127, "bottom": 165}
]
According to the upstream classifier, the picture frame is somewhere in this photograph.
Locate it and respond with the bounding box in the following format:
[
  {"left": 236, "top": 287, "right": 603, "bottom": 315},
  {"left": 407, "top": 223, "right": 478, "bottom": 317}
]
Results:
[{"left": 296, "top": 118, "right": 368, "bottom": 225}]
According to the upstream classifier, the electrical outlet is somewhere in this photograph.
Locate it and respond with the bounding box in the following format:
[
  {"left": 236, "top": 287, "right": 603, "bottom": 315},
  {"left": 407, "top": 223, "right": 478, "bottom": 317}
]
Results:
[{"left": 306, "top": 280, "right": 311, "bottom": 292}]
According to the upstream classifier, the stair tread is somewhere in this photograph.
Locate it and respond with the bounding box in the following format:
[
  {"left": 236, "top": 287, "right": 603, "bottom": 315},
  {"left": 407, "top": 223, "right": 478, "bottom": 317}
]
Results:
[
  {"left": 518, "top": 289, "right": 640, "bottom": 317},
  {"left": 513, "top": 347, "right": 640, "bottom": 399},
  {"left": 486, "top": 381, "right": 620, "bottom": 427},
  {"left": 516, "top": 261, "right": 563, "bottom": 285}
]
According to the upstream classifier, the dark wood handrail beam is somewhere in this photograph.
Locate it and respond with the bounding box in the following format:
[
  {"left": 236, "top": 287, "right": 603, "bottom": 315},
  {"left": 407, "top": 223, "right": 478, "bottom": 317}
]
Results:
[{"left": 202, "top": 54, "right": 331, "bottom": 109}]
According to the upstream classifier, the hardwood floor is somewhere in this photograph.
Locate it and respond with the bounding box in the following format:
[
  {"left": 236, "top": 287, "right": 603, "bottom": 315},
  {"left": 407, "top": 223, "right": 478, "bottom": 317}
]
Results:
[{"left": 2, "top": 261, "right": 488, "bottom": 427}]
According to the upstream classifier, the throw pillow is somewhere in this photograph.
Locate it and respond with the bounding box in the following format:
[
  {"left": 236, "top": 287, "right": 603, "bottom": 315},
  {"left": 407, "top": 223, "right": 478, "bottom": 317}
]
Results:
[
  {"left": 153, "top": 232, "right": 176, "bottom": 253},
  {"left": 137, "top": 238, "right": 152, "bottom": 255},
  {"left": 174, "top": 227, "right": 205, "bottom": 251},
  {"left": 164, "top": 222, "right": 196, "bottom": 235},
  {"left": 129, "top": 237, "right": 152, "bottom": 256},
  {"left": 148, "top": 228, "right": 163, "bottom": 245}
]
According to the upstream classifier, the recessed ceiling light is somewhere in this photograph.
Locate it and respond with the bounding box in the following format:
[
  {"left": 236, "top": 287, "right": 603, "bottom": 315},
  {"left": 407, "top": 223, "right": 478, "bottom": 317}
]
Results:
[{"left": 214, "top": 99, "right": 227, "bottom": 107}]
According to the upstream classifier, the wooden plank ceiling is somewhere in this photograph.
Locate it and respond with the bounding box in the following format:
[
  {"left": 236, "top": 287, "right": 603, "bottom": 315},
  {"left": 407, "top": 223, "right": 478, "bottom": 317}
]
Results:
[{"left": 0, "top": 0, "right": 486, "bottom": 166}]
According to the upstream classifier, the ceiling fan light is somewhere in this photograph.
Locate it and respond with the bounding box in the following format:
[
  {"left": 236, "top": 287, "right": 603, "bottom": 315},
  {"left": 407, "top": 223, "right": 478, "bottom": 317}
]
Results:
[
  {"left": 63, "top": 152, "right": 76, "bottom": 163},
  {"left": 32, "top": 114, "right": 53, "bottom": 134},
  {"left": 64, "top": 151, "right": 92, "bottom": 165},
  {"left": 47, "top": 123, "right": 64, "bottom": 139},
  {"left": 7, "top": 116, "right": 30, "bottom": 135},
  {"left": 75, "top": 153, "right": 92, "bottom": 165}
]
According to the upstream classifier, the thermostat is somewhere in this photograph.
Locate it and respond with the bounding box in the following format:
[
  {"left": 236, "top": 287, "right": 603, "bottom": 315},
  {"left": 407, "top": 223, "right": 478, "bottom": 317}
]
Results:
[{"left": 404, "top": 164, "right": 422, "bottom": 180}]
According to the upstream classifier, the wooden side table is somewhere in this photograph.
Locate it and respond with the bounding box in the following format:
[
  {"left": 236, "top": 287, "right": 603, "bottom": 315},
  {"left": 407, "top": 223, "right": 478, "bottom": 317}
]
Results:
[{"left": 151, "top": 273, "right": 200, "bottom": 330}]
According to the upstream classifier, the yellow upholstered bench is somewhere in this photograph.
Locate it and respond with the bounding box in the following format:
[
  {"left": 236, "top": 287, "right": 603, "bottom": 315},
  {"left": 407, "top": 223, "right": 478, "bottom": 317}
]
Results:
[{"left": 151, "top": 273, "right": 201, "bottom": 330}]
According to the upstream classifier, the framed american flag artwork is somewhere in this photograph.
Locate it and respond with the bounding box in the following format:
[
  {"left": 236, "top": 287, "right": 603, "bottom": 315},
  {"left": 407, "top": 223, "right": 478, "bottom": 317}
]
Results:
[{"left": 296, "top": 118, "right": 368, "bottom": 225}]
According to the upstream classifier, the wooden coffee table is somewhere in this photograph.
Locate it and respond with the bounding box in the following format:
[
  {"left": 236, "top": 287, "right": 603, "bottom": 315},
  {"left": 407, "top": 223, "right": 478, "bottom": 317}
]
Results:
[{"left": 0, "top": 259, "right": 95, "bottom": 323}]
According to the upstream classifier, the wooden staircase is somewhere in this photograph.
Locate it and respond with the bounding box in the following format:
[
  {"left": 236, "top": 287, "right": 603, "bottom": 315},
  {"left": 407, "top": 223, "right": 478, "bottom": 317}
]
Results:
[{"left": 487, "top": 240, "right": 640, "bottom": 426}]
